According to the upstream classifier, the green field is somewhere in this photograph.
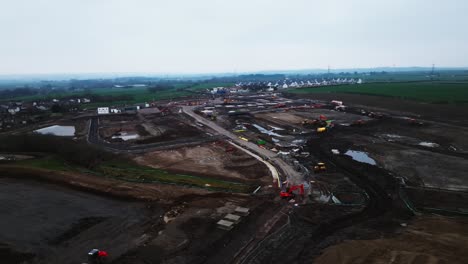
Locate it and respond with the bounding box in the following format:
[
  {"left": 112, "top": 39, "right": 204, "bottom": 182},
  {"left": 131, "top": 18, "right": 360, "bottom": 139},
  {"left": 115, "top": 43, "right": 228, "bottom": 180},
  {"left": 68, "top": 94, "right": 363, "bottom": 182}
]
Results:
[
  {"left": 14, "top": 156, "right": 252, "bottom": 193},
  {"left": 11, "top": 82, "right": 233, "bottom": 106},
  {"left": 288, "top": 82, "right": 468, "bottom": 104}
]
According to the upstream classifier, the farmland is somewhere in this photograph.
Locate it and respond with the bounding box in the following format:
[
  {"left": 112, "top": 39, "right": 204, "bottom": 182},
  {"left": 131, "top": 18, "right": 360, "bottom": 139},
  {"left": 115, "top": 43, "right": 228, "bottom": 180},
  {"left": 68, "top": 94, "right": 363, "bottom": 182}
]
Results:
[
  {"left": 288, "top": 81, "right": 468, "bottom": 104},
  {"left": 6, "top": 82, "right": 234, "bottom": 106}
]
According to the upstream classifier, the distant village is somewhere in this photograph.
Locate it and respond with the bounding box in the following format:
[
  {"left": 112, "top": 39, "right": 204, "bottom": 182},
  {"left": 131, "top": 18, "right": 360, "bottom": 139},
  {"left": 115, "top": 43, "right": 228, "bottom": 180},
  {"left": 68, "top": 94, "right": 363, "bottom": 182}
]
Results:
[
  {"left": 0, "top": 77, "right": 363, "bottom": 131},
  {"left": 0, "top": 97, "right": 92, "bottom": 131},
  {"left": 237, "top": 77, "right": 363, "bottom": 89},
  {"left": 210, "top": 78, "right": 363, "bottom": 95}
]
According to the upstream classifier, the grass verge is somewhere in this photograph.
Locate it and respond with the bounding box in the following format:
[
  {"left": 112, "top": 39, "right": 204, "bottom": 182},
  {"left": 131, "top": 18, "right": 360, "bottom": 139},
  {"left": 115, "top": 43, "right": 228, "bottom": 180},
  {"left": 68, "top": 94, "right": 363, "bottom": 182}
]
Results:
[{"left": 11, "top": 156, "right": 252, "bottom": 193}]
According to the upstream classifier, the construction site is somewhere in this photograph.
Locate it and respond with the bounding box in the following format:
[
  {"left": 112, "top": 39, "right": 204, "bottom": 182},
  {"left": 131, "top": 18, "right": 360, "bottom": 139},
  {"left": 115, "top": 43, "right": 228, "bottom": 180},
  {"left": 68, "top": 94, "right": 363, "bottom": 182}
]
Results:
[{"left": 1, "top": 90, "right": 468, "bottom": 264}]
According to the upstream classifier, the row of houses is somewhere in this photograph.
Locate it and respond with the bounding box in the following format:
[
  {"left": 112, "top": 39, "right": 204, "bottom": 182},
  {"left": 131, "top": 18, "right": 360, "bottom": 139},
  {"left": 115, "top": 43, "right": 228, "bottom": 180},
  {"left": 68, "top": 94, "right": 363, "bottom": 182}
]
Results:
[{"left": 235, "top": 78, "right": 363, "bottom": 89}]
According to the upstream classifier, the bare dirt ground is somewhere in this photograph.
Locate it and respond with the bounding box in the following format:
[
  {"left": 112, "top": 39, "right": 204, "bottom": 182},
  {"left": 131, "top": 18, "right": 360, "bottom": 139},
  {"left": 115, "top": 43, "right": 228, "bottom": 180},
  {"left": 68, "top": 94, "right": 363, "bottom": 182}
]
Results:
[
  {"left": 272, "top": 92, "right": 468, "bottom": 264},
  {"left": 113, "top": 196, "right": 283, "bottom": 264},
  {"left": 314, "top": 215, "right": 468, "bottom": 264},
  {"left": 0, "top": 177, "right": 163, "bottom": 264},
  {"left": 255, "top": 112, "right": 305, "bottom": 127},
  {"left": 3, "top": 93, "right": 468, "bottom": 264},
  {"left": 136, "top": 114, "right": 207, "bottom": 144},
  {"left": 330, "top": 108, "right": 468, "bottom": 191},
  {"left": 375, "top": 146, "right": 468, "bottom": 190},
  {"left": 0, "top": 167, "right": 263, "bottom": 264},
  {"left": 97, "top": 113, "right": 209, "bottom": 145},
  {"left": 0, "top": 166, "right": 212, "bottom": 204},
  {"left": 255, "top": 109, "right": 371, "bottom": 128},
  {"left": 296, "top": 109, "right": 372, "bottom": 124},
  {"left": 98, "top": 114, "right": 142, "bottom": 141},
  {"left": 134, "top": 141, "right": 271, "bottom": 183}
]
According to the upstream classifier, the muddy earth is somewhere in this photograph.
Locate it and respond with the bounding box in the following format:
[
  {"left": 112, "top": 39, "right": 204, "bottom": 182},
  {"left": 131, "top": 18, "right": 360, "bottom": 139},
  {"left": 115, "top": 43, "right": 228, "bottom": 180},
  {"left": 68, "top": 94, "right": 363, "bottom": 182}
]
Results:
[{"left": 0, "top": 178, "right": 163, "bottom": 264}]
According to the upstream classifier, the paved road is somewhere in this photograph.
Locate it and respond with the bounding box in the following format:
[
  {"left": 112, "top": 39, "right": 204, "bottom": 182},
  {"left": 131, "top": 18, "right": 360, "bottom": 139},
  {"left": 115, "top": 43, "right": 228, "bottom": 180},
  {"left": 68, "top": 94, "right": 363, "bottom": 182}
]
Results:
[{"left": 182, "top": 106, "right": 303, "bottom": 186}]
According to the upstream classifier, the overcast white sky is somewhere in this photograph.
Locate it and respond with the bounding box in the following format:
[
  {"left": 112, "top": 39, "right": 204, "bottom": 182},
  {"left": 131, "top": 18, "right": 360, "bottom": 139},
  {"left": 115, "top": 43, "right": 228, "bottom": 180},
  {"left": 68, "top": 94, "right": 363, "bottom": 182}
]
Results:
[{"left": 1, "top": 0, "right": 467, "bottom": 74}]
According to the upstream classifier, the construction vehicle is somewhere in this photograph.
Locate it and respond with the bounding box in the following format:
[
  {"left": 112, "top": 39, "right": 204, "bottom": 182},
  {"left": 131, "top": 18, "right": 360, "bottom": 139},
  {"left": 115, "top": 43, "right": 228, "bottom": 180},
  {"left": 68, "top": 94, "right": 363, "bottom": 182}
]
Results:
[
  {"left": 317, "top": 127, "right": 327, "bottom": 133},
  {"left": 302, "top": 118, "right": 327, "bottom": 128},
  {"left": 331, "top": 100, "right": 343, "bottom": 106},
  {"left": 88, "top": 249, "right": 108, "bottom": 264},
  {"left": 280, "top": 184, "right": 304, "bottom": 198},
  {"left": 303, "top": 115, "right": 331, "bottom": 130},
  {"left": 408, "top": 118, "right": 424, "bottom": 126},
  {"left": 368, "top": 112, "right": 384, "bottom": 119},
  {"left": 335, "top": 105, "right": 346, "bottom": 111},
  {"left": 313, "top": 162, "right": 326, "bottom": 173}
]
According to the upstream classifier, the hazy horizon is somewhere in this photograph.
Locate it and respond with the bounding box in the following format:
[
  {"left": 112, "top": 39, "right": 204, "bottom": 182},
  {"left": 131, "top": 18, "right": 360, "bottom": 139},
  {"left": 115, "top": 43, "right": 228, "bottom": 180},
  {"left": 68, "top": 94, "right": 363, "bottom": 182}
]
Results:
[
  {"left": 1, "top": 65, "right": 468, "bottom": 79},
  {"left": 1, "top": 0, "right": 467, "bottom": 75}
]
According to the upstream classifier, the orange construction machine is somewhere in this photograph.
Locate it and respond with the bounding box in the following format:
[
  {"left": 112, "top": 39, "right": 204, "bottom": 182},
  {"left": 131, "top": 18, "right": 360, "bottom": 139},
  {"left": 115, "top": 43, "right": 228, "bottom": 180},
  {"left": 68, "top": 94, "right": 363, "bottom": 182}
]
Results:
[{"left": 280, "top": 184, "right": 304, "bottom": 198}]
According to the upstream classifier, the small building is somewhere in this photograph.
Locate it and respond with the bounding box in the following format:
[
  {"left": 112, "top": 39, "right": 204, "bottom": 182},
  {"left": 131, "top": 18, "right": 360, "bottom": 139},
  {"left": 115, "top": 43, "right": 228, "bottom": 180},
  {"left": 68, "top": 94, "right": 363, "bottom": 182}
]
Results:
[
  {"left": 234, "top": 207, "right": 250, "bottom": 216},
  {"left": 224, "top": 214, "right": 241, "bottom": 224},
  {"left": 110, "top": 108, "right": 121, "bottom": 114},
  {"left": 97, "top": 107, "right": 110, "bottom": 115},
  {"left": 217, "top": 219, "right": 235, "bottom": 230}
]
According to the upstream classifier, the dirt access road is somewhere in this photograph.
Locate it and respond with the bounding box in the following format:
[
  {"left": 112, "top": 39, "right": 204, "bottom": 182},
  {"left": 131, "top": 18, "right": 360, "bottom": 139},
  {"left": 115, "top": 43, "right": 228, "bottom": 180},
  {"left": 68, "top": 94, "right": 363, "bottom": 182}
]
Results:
[{"left": 182, "top": 105, "right": 302, "bottom": 186}]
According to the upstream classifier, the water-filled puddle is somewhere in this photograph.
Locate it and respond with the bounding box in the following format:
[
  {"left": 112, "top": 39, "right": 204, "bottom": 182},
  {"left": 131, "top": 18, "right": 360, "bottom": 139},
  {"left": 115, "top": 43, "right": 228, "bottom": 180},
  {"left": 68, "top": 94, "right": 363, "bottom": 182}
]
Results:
[
  {"left": 345, "top": 150, "right": 376, "bottom": 165},
  {"left": 35, "top": 125, "right": 75, "bottom": 136}
]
